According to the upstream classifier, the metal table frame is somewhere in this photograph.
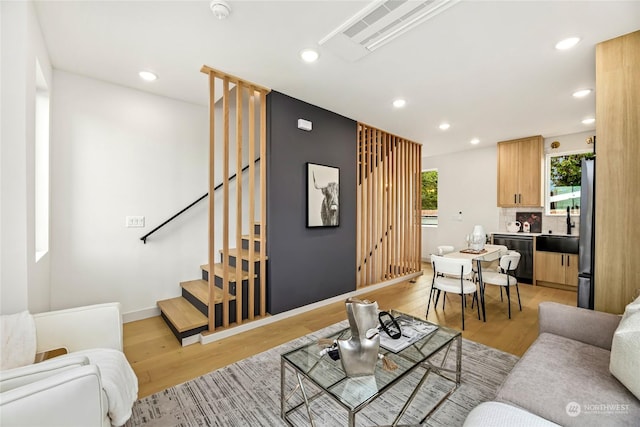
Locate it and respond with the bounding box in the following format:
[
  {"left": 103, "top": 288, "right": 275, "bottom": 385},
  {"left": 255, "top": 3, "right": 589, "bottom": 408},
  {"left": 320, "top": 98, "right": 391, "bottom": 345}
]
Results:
[{"left": 280, "top": 315, "right": 462, "bottom": 427}]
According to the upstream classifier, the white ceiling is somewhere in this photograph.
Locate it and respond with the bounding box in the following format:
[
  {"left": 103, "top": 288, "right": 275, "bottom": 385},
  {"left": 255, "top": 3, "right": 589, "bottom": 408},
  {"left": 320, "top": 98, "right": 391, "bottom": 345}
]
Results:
[{"left": 34, "top": 1, "right": 640, "bottom": 157}]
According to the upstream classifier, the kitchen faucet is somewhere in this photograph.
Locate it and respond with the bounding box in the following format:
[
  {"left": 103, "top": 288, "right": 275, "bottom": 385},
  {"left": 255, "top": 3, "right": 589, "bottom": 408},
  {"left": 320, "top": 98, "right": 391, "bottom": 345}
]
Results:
[{"left": 566, "top": 206, "right": 575, "bottom": 235}]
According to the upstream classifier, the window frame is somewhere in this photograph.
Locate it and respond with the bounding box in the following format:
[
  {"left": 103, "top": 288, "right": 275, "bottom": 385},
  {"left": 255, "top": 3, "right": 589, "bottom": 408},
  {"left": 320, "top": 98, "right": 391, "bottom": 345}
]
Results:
[
  {"left": 545, "top": 149, "right": 593, "bottom": 216},
  {"left": 421, "top": 169, "right": 438, "bottom": 227}
]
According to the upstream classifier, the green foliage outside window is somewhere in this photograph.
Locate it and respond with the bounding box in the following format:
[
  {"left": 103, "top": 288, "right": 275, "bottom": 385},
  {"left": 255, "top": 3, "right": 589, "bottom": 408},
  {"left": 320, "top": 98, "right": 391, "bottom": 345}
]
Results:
[
  {"left": 422, "top": 170, "right": 438, "bottom": 210},
  {"left": 421, "top": 170, "right": 438, "bottom": 225},
  {"left": 550, "top": 152, "right": 595, "bottom": 187}
]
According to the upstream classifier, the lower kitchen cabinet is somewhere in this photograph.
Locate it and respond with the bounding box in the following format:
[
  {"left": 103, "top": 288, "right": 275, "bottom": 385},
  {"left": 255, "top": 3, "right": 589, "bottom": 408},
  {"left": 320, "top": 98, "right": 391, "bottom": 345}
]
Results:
[{"left": 535, "top": 251, "right": 579, "bottom": 288}]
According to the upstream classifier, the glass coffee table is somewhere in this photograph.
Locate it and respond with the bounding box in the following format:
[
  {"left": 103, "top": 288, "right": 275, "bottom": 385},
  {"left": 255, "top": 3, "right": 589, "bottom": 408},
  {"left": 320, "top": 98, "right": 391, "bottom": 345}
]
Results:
[{"left": 280, "top": 311, "right": 461, "bottom": 426}]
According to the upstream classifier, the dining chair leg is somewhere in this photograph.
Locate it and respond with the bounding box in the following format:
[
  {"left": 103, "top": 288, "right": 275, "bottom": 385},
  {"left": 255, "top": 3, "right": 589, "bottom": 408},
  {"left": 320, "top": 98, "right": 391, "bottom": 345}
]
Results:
[
  {"left": 426, "top": 286, "right": 434, "bottom": 318},
  {"left": 475, "top": 290, "right": 480, "bottom": 320},
  {"left": 516, "top": 283, "right": 522, "bottom": 311},
  {"left": 442, "top": 292, "right": 446, "bottom": 310},
  {"left": 461, "top": 294, "right": 465, "bottom": 331},
  {"left": 505, "top": 285, "right": 512, "bottom": 319},
  {"left": 434, "top": 289, "right": 441, "bottom": 306}
]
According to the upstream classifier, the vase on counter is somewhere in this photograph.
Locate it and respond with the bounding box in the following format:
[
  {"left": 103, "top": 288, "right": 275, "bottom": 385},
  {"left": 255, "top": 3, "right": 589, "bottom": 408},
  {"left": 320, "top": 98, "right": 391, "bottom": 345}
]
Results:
[{"left": 469, "top": 225, "right": 486, "bottom": 251}]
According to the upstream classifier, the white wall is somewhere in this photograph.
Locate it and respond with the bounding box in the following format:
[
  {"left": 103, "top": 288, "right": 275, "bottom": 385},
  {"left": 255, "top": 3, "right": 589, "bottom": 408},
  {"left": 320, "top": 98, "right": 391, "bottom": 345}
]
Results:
[
  {"left": 421, "top": 145, "right": 499, "bottom": 259},
  {"left": 1, "top": 0, "right": 53, "bottom": 314},
  {"left": 50, "top": 71, "right": 208, "bottom": 319}
]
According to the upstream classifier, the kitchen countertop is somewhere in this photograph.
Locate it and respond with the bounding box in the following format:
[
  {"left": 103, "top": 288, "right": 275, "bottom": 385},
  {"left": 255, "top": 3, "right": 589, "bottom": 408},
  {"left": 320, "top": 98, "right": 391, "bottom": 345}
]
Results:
[
  {"left": 492, "top": 232, "right": 578, "bottom": 237},
  {"left": 492, "top": 231, "right": 542, "bottom": 237}
]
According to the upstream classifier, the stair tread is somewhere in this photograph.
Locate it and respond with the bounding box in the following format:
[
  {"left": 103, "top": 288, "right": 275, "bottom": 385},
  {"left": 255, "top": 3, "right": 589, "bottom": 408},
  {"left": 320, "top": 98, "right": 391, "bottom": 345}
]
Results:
[
  {"left": 158, "top": 297, "right": 208, "bottom": 332},
  {"left": 219, "top": 248, "right": 269, "bottom": 260},
  {"left": 242, "top": 234, "right": 262, "bottom": 242},
  {"left": 181, "top": 279, "right": 237, "bottom": 305},
  {"left": 199, "top": 264, "right": 257, "bottom": 281}
]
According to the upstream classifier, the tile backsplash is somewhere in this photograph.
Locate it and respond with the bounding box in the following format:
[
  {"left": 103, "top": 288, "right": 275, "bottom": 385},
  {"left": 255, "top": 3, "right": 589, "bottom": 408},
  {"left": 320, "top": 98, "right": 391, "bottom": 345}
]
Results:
[{"left": 498, "top": 208, "right": 580, "bottom": 235}]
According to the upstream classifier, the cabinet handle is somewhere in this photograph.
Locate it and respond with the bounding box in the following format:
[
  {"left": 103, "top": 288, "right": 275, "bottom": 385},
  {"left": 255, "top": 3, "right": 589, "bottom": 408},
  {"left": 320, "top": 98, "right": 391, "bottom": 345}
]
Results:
[
  {"left": 514, "top": 194, "right": 517, "bottom": 204},
  {"left": 519, "top": 194, "right": 522, "bottom": 203},
  {"left": 561, "top": 254, "right": 564, "bottom": 266},
  {"left": 567, "top": 256, "right": 570, "bottom": 267}
]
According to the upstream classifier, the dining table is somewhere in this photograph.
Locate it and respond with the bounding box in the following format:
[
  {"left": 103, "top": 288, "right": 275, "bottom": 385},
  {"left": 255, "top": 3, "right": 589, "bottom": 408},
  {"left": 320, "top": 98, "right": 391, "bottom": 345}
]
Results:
[{"left": 443, "top": 244, "right": 509, "bottom": 322}]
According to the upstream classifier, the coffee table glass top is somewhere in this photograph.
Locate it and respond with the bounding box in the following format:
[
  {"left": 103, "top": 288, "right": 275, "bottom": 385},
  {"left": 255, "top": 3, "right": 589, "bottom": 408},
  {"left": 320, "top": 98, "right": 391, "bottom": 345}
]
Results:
[{"left": 281, "top": 311, "right": 460, "bottom": 410}]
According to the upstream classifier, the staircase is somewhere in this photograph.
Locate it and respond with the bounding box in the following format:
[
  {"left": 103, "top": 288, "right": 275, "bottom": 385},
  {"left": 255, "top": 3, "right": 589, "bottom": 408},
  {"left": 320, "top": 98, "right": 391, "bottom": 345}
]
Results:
[{"left": 158, "top": 223, "right": 267, "bottom": 345}]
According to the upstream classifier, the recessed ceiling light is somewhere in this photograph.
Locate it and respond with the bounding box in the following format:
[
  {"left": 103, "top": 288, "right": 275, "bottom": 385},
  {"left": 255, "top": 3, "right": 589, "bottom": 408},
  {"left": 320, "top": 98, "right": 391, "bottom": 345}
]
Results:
[
  {"left": 439, "top": 123, "right": 450, "bottom": 130},
  {"left": 470, "top": 138, "right": 480, "bottom": 145},
  {"left": 393, "top": 99, "right": 406, "bottom": 108},
  {"left": 555, "top": 37, "right": 580, "bottom": 50},
  {"left": 138, "top": 71, "right": 158, "bottom": 82},
  {"left": 300, "top": 49, "right": 319, "bottom": 63},
  {"left": 582, "top": 117, "right": 596, "bottom": 125},
  {"left": 572, "top": 89, "right": 592, "bottom": 98}
]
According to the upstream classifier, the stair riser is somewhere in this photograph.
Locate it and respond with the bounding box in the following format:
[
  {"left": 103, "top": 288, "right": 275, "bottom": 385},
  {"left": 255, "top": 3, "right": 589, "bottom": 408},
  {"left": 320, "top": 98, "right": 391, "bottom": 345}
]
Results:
[
  {"left": 223, "top": 255, "right": 262, "bottom": 272},
  {"left": 182, "top": 282, "right": 262, "bottom": 319},
  {"left": 160, "top": 311, "right": 207, "bottom": 342},
  {"left": 253, "top": 223, "right": 261, "bottom": 236},
  {"left": 241, "top": 238, "right": 261, "bottom": 252}
]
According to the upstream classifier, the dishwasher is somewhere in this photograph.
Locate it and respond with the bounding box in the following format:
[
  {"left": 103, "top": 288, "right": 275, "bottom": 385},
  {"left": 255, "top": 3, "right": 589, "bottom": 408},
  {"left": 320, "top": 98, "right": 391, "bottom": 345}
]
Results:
[{"left": 491, "top": 234, "right": 534, "bottom": 284}]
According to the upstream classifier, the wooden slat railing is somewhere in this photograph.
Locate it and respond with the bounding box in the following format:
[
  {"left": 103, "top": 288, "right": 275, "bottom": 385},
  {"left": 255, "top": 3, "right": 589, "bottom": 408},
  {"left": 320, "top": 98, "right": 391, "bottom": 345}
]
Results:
[
  {"left": 357, "top": 123, "right": 422, "bottom": 288},
  {"left": 201, "top": 65, "right": 270, "bottom": 331}
]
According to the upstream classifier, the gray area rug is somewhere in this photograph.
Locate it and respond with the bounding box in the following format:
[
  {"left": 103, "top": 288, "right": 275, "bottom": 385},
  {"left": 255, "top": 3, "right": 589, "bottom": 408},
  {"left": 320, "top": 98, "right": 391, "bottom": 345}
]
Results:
[{"left": 126, "top": 321, "right": 518, "bottom": 426}]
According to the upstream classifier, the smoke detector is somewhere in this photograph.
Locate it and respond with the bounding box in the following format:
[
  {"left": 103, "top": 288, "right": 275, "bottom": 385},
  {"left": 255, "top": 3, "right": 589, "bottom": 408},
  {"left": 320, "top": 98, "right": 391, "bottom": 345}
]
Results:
[{"left": 210, "top": 1, "right": 231, "bottom": 20}]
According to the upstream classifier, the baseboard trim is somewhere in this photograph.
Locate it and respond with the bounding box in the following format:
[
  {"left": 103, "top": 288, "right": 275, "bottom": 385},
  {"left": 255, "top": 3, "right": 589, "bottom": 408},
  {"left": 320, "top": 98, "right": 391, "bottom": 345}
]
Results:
[
  {"left": 199, "top": 271, "right": 423, "bottom": 345},
  {"left": 123, "top": 306, "right": 160, "bottom": 323}
]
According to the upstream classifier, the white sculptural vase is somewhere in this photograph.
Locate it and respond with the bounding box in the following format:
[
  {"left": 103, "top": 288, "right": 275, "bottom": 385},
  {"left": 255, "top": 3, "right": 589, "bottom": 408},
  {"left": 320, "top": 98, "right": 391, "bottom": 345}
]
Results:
[{"left": 470, "top": 225, "right": 486, "bottom": 251}]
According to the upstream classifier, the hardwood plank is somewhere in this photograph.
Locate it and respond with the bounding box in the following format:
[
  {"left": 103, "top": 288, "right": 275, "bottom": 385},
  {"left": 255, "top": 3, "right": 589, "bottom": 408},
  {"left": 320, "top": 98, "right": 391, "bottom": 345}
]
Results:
[
  {"left": 128, "top": 265, "right": 577, "bottom": 398},
  {"left": 220, "top": 248, "right": 269, "bottom": 261}
]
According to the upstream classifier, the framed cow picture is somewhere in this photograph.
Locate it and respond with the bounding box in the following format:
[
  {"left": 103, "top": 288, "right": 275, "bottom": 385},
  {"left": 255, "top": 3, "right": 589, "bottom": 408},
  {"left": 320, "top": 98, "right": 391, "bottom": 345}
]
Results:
[{"left": 307, "top": 162, "right": 339, "bottom": 228}]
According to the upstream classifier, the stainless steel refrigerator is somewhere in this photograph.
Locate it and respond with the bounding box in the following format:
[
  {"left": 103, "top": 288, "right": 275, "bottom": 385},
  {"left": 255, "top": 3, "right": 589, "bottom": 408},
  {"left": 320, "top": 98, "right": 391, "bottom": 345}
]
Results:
[{"left": 578, "top": 158, "right": 595, "bottom": 309}]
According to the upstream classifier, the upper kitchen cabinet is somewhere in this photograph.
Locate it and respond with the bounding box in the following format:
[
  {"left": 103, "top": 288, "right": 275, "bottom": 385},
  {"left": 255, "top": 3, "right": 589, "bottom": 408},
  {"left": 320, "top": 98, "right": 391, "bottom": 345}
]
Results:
[
  {"left": 595, "top": 30, "right": 640, "bottom": 314},
  {"left": 496, "top": 135, "right": 544, "bottom": 207}
]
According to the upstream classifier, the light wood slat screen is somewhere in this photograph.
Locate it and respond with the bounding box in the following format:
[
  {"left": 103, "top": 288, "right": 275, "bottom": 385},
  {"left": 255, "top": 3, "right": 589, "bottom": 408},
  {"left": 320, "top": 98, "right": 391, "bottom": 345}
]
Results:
[
  {"left": 201, "top": 65, "right": 270, "bottom": 331},
  {"left": 357, "top": 123, "right": 422, "bottom": 288}
]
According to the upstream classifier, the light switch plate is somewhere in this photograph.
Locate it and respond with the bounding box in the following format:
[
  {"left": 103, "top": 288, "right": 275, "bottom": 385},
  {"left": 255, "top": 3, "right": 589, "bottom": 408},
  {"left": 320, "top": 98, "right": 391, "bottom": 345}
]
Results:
[{"left": 126, "top": 216, "right": 145, "bottom": 228}]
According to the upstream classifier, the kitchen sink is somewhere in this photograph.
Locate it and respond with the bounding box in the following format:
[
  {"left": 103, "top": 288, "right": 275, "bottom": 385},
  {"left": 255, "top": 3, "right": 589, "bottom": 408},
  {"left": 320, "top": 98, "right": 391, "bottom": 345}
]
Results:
[{"left": 536, "top": 235, "right": 579, "bottom": 254}]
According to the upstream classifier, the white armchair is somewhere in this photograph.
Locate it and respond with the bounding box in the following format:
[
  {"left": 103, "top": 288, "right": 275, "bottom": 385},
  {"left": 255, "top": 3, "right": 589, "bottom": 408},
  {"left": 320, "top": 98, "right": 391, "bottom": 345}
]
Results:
[{"left": 0, "top": 303, "right": 138, "bottom": 427}]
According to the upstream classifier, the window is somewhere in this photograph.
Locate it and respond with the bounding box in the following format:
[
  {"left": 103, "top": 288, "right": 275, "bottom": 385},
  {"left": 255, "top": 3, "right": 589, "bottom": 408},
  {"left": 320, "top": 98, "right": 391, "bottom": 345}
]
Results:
[
  {"left": 35, "top": 59, "right": 50, "bottom": 261},
  {"left": 421, "top": 170, "right": 438, "bottom": 226},
  {"left": 546, "top": 150, "right": 594, "bottom": 216}
]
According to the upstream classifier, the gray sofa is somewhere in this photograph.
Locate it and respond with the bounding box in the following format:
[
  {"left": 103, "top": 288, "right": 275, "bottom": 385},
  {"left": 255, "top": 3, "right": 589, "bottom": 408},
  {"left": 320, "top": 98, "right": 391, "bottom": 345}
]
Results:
[{"left": 464, "top": 302, "right": 640, "bottom": 426}]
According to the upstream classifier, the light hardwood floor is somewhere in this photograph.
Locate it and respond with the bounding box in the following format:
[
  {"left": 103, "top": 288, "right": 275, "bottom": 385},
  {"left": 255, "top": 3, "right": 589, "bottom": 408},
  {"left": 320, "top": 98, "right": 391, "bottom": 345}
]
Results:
[{"left": 124, "top": 265, "right": 576, "bottom": 398}]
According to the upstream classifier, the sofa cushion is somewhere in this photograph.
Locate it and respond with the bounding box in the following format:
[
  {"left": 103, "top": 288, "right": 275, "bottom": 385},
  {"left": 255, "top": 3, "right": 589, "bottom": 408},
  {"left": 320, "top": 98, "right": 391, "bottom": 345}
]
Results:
[
  {"left": 496, "top": 332, "right": 640, "bottom": 426},
  {"left": 610, "top": 310, "right": 640, "bottom": 399},
  {"left": 463, "top": 401, "right": 560, "bottom": 427}
]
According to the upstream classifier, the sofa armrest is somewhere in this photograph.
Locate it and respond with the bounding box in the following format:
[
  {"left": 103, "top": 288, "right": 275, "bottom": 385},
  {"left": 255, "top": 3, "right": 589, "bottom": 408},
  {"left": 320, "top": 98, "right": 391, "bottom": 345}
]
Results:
[
  {"left": 0, "top": 355, "right": 89, "bottom": 392},
  {"left": 33, "top": 303, "right": 123, "bottom": 353},
  {"left": 0, "top": 365, "right": 105, "bottom": 427},
  {"left": 538, "top": 302, "right": 621, "bottom": 350}
]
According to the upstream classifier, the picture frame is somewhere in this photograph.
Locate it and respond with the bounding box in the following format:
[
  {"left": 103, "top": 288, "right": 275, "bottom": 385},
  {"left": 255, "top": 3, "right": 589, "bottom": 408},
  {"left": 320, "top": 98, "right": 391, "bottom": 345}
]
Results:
[{"left": 306, "top": 162, "right": 340, "bottom": 227}]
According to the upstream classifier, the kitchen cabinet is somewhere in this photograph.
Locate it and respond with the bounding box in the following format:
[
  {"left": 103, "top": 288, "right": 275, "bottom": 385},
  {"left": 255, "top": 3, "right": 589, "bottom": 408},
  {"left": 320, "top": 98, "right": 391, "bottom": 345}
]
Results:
[
  {"left": 535, "top": 251, "right": 578, "bottom": 288},
  {"left": 594, "top": 30, "right": 640, "bottom": 314},
  {"left": 497, "top": 135, "right": 543, "bottom": 207}
]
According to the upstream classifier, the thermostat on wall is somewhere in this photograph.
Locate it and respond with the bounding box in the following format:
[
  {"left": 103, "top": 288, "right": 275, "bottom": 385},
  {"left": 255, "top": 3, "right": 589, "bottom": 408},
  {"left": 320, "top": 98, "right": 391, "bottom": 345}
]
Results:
[{"left": 297, "top": 118, "right": 312, "bottom": 131}]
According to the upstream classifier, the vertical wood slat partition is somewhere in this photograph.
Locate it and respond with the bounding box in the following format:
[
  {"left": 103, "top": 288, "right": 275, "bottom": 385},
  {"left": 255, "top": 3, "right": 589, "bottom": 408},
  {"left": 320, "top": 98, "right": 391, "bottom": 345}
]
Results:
[
  {"left": 357, "top": 123, "right": 422, "bottom": 288},
  {"left": 201, "top": 65, "right": 270, "bottom": 331}
]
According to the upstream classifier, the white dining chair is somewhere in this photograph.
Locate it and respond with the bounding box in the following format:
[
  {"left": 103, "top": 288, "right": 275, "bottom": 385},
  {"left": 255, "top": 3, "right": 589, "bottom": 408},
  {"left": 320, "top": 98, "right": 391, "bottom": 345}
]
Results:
[
  {"left": 427, "top": 255, "right": 480, "bottom": 330},
  {"left": 481, "top": 251, "right": 522, "bottom": 319}
]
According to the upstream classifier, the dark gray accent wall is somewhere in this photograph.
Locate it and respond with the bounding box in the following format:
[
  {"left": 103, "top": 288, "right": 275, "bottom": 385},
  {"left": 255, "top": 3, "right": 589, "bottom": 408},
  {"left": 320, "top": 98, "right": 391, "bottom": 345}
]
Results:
[{"left": 267, "top": 91, "right": 357, "bottom": 314}]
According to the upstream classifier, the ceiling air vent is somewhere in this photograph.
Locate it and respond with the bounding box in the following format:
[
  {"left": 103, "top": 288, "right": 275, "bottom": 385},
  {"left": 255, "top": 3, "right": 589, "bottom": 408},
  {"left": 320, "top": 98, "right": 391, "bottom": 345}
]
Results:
[{"left": 319, "top": 0, "right": 460, "bottom": 61}]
